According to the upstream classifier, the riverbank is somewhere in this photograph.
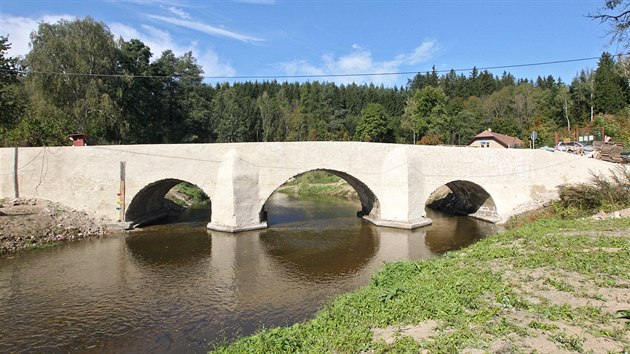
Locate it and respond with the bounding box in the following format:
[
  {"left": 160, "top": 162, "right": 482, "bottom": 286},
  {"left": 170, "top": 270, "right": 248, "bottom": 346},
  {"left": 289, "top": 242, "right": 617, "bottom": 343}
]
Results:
[
  {"left": 277, "top": 172, "right": 358, "bottom": 200},
  {"left": 0, "top": 198, "right": 108, "bottom": 256},
  {"left": 212, "top": 215, "right": 629, "bottom": 353}
]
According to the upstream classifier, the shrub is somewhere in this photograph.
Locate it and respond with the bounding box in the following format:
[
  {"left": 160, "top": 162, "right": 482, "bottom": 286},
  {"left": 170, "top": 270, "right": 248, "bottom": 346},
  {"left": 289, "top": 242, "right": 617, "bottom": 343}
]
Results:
[{"left": 555, "top": 166, "right": 630, "bottom": 217}]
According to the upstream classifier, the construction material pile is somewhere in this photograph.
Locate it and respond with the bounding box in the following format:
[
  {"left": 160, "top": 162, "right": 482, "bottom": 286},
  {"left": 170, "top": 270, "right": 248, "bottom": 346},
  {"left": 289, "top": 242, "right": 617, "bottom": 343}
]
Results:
[{"left": 592, "top": 141, "right": 626, "bottom": 163}]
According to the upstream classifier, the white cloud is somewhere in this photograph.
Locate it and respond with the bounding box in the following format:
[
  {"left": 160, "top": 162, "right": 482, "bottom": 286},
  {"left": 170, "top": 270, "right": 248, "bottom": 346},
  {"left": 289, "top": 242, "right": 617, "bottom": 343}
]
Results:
[
  {"left": 198, "top": 50, "right": 236, "bottom": 77},
  {"left": 167, "top": 6, "right": 191, "bottom": 20},
  {"left": 279, "top": 41, "right": 438, "bottom": 86},
  {"left": 233, "top": 0, "right": 276, "bottom": 4},
  {"left": 394, "top": 41, "right": 437, "bottom": 66},
  {"left": 146, "top": 14, "right": 263, "bottom": 43},
  {"left": 0, "top": 13, "right": 73, "bottom": 57},
  {"left": 109, "top": 23, "right": 235, "bottom": 78}
]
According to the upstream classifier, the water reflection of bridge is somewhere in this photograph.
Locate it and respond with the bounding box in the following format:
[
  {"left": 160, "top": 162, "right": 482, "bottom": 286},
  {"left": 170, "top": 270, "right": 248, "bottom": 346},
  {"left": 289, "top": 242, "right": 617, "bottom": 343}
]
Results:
[{"left": 124, "top": 211, "right": 494, "bottom": 310}]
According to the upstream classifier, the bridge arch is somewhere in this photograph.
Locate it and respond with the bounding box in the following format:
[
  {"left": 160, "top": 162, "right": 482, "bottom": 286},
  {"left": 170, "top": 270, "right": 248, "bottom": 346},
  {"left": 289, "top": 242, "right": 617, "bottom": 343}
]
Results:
[
  {"left": 425, "top": 180, "right": 499, "bottom": 222},
  {"left": 260, "top": 168, "right": 380, "bottom": 223},
  {"left": 126, "top": 178, "right": 211, "bottom": 228}
]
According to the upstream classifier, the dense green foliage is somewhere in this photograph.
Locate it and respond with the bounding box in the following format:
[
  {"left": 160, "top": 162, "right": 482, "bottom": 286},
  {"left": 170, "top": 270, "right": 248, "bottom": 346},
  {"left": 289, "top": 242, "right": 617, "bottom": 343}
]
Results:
[{"left": 2, "top": 17, "right": 630, "bottom": 147}]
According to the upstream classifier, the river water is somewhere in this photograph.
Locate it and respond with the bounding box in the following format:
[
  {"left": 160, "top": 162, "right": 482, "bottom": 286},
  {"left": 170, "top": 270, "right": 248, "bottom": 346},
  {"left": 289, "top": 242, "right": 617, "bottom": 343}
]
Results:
[{"left": 0, "top": 193, "right": 497, "bottom": 353}]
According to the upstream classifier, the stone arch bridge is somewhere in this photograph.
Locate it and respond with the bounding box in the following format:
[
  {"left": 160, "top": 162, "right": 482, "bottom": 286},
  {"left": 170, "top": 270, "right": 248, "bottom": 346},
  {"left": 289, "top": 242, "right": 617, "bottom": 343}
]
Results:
[{"left": 0, "top": 142, "right": 619, "bottom": 232}]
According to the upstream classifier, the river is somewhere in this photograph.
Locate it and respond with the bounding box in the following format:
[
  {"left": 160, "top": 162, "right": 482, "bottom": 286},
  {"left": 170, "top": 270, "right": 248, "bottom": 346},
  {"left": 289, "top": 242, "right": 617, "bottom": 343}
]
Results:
[{"left": 0, "top": 193, "right": 497, "bottom": 353}]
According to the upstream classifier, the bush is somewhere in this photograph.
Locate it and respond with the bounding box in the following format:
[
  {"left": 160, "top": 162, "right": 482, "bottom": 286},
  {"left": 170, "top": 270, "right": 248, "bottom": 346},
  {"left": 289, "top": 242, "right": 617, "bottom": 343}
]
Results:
[{"left": 555, "top": 166, "right": 630, "bottom": 217}]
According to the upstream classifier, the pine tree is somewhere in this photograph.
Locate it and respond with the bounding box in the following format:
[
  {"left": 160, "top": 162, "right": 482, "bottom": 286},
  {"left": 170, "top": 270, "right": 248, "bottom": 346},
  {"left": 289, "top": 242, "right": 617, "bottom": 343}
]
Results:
[{"left": 594, "top": 52, "right": 628, "bottom": 114}]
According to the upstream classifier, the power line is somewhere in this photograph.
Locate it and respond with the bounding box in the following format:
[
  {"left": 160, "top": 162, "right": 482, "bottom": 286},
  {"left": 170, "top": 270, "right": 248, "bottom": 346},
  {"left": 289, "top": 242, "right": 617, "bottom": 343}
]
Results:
[{"left": 2, "top": 55, "right": 609, "bottom": 81}]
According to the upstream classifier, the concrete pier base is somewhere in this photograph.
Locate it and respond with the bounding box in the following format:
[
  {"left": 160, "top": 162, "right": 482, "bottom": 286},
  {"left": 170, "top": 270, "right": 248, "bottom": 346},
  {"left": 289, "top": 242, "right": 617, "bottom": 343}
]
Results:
[
  {"left": 207, "top": 221, "right": 268, "bottom": 233},
  {"left": 363, "top": 216, "right": 432, "bottom": 229}
]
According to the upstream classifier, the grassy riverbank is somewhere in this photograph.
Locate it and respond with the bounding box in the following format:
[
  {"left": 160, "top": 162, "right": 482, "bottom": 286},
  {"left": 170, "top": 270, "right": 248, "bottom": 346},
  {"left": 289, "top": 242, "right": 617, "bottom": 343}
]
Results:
[
  {"left": 212, "top": 170, "right": 630, "bottom": 353},
  {"left": 212, "top": 216, "right": 629, "bottom": 353},
  {"left": 277, "top": 171, "right": 358, "bottom": 200}
]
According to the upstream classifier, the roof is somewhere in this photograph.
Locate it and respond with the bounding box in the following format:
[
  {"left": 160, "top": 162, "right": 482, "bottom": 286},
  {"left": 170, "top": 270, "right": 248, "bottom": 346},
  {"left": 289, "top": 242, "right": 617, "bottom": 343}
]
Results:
[{"left": 468, "top": 130, "right": 524, "bottom": 148}]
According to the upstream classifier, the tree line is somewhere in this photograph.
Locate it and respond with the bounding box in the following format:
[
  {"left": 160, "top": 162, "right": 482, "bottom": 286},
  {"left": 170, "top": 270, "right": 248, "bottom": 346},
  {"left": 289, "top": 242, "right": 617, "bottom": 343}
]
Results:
[{"left": 1, "top": 17, "right": 630, "bottom": 148}]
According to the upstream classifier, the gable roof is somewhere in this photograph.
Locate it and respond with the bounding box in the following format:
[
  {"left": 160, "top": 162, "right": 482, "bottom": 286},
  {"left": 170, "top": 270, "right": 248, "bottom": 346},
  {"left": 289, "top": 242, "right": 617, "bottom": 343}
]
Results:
[{"left": 468, "top": 130, "right": 524, "bottom": 148}]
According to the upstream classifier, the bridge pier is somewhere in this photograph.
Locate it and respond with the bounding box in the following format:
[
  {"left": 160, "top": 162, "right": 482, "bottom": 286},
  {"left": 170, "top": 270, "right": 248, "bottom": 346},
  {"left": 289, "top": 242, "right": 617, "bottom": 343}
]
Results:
[{"left": 206, "top": 148, "right": 269, "bottom": 233}]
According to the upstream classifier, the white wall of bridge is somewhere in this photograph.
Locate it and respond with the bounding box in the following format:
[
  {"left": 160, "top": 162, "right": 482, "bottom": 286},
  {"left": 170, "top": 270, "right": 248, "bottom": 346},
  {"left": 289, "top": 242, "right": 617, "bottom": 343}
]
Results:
[{"left": 0, "top": 142, "right": 620, "bottom": 232}]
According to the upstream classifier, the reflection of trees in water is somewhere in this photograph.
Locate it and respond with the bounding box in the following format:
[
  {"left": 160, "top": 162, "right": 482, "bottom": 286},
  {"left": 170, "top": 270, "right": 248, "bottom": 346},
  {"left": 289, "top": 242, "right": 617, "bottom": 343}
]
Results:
[
  {"left": 259, "top": 223, "right": 379, "bottom": 282},
  {"left": 125, "top": 227, "right": 212, "bottom": 267},
  {"left": 423, "top": 210, "right": 496, "bottom": 255}
]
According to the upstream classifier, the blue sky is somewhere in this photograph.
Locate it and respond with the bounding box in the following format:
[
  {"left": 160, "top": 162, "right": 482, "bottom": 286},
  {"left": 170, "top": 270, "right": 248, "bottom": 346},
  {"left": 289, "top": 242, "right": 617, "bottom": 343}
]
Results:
[{"left": 0, "top": 0, "right": 617, "bottom": 87}]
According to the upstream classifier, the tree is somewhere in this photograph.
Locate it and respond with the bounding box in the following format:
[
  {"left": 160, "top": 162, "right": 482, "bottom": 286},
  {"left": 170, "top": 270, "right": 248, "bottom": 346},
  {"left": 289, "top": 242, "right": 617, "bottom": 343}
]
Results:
[
  {"left": 257, "top": 91, "right": 288, "bottom": 142},
  {"left": 401, "top": 86, "right": 447, "bottom": 143},
  {"left": 25, "top": 17, "right": 123, "bottom": 144},
  {"left": 593, "top": 52, "right": 628, "bottom": 114},
  {"left": 569, "top": 70, "right": 595, "bottom": 123},
  {"left": 355, "top": 103, "right": 389, "bottom": 142},
  {"left": 0, "top": 36, "right": 24, "bottom": 144},
  {"left": 589, "top": 0, "right": 630, "bottom": 48}
]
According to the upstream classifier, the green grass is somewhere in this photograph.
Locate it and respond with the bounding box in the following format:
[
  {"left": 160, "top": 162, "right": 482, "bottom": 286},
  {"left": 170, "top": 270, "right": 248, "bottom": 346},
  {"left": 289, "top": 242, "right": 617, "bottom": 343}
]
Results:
[
  {"left": 210, "top": 216, "right": 630, "bottom": 353},
  {"left": 168, "top": 182, "right": 210, "bottom": 208},
  {"left": 277, "top": 171, "right": 356, "bottom": 199},
  {"left": 286, "top": 171, "right": 343, "bottom": 185}
]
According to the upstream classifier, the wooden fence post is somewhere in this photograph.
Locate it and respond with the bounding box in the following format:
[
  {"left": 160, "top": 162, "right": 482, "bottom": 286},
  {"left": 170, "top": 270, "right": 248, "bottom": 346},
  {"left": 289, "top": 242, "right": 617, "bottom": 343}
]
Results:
[
  {"left": 119, "top": 161, "right": 126, "bottom": 222},
  {"left": 13, "top": 147, "right": 19, "bottom": 198}
]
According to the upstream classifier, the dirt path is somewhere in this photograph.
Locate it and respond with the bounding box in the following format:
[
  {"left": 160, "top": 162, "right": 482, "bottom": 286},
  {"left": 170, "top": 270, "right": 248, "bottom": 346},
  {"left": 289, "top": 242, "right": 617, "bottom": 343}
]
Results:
[{"left": 0, "top": 198, "right": 108, "bottom": 256}]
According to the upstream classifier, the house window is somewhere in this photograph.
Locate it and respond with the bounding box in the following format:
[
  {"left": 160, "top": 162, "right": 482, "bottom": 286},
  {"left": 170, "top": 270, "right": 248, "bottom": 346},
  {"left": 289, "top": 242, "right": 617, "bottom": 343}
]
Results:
[{"left": 480, "top": 141, "right": 489, "bottom": 148}]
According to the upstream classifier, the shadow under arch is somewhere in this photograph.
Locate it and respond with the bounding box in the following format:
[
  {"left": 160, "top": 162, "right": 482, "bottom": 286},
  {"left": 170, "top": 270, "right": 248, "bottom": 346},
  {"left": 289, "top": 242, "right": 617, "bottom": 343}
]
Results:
[
  {"left": 260, "top": 169, "right": 380, "bottom": 223},
  {"left": 425, "top": 180, "right": 499, "bottom": 223},
  {"left": 126, "top": 178, "right": 211, "bottom": 228}
]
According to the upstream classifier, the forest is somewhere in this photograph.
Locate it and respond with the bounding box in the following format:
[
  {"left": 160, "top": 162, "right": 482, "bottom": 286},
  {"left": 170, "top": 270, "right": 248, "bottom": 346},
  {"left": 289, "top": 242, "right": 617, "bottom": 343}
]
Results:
[{"left": 1, "top": 17, "right": 630, "bottom": 148}]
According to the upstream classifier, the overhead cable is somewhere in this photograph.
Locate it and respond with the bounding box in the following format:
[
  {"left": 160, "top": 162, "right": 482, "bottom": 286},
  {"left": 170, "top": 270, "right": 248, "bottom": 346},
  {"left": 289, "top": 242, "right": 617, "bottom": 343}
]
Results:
[{"left": 1, "top": 55, "right": 612, "bottom": 81}]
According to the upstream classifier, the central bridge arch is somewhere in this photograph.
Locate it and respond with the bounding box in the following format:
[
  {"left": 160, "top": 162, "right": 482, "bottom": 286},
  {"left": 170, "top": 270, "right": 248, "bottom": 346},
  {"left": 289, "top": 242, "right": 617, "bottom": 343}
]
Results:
[{"left": 259, "top": 168, "right": 381, "bottom": 224}]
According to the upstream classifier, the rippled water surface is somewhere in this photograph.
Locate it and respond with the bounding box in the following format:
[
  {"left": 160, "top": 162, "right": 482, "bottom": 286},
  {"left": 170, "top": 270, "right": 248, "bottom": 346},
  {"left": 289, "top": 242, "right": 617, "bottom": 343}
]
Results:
[{"left": 0, "top": 194, "right": 497, "bottom": 353}]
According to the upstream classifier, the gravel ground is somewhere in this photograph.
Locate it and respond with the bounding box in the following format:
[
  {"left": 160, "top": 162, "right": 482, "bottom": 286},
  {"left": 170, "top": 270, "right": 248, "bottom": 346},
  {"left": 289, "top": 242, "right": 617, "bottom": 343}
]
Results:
[{"left": 0, "top": 198, "right": 108, "bottom": 256}]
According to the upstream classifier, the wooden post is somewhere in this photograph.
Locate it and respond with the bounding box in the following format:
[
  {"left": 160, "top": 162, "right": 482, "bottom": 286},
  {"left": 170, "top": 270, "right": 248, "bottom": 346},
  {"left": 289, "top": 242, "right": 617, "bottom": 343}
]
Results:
[
  {"left": 119, "top": 161, "right": 126, "bottom": 222},
  {"left": 13, "top": 147, "right": 19, "bottom": 198}
]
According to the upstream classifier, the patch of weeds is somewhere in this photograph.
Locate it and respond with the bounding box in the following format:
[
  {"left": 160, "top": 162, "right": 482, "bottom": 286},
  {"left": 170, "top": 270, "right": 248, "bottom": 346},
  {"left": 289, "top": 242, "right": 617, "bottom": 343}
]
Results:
[
  {"left": 25, "top": 242, "right": 55, "bottom": 251},
  {"left": 495, "top": 290, "right": 530, "bottom": 311},
  {"left": 505, "top": 204, "right": 554, "bottom": 229},
  {"left": 532, "top": 304, "right": 577, "bottom": 322},
  {"left": 590, "top": 292, "right": 606, "bottom": 301},
  {"left": 424, "top": 325, "right": 478, "bottom": 354},
  {"left": 594, "top": 277, "right": 624, "bottom": 288},
  {"left": 533, "top": 304, "right": 610, "bottom": 327},
  {"left": 590, "top": 327, "right": 627, "bottom": 341},
  {"left": 544, "top": 277, "right": 575, "bottom": 293},
  {"left": 276, "top": 186, "right": 294, "bottom": 194},
  {"left": 379, "top": 287, "right": 405, "bottom": 303},
  {"left": 528, "top": 320, "right": 559, "bottom": 331},
  {"left": 381, "top": 336, "right": 422, "bottom": 354},
  {"left": 552, "top": 332, "right": 584, "bottom": 352},
  {"left": 490, "top": 317, "right": 527, "bottom": 336}
]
